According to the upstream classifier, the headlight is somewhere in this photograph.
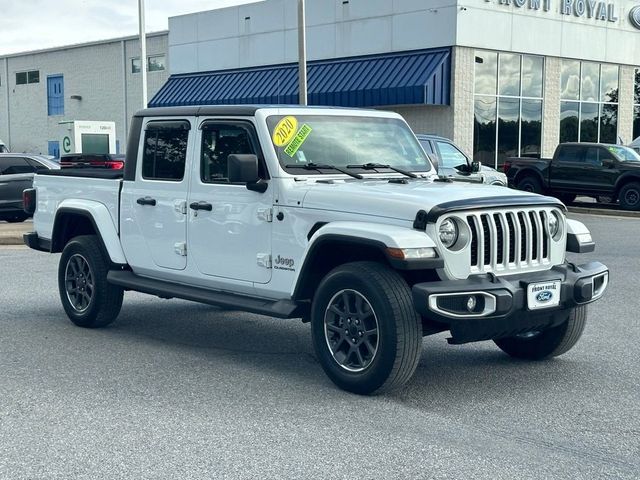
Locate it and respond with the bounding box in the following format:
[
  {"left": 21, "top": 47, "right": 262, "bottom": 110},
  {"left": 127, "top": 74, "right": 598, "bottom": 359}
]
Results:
[
  {"left": 439, "top": 218, "right": 459, "bottom": 248},
  {"left": 548, "top": 211, "right": 562, "bottom": 239}
]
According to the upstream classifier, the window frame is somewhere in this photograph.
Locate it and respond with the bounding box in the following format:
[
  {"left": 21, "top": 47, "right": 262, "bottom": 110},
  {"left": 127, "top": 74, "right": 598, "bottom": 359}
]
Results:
[
  {"left": 147, "top": 54, "right": 166, "bottom": 73},
  {"left": 140, "top": 120, "right": 191, "bottom": 182}
]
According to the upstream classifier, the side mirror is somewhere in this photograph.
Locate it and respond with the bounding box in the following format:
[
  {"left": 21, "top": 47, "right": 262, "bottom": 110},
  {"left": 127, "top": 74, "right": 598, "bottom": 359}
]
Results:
[
  {"left": 470, "top": 160, "right": 481, "bottom": 173},
  {"left": 227, "top": 154, "right": 267, "bottom": 193}
]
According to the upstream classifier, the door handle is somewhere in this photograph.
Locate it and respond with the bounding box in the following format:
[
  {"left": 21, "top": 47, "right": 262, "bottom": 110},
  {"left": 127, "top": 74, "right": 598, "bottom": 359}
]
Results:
[
  {"left": 189, "top": 201, "right": 213, "bottom": 211},
  {"left": 136, "top": 196, "right": 157, "bottom": 206}
]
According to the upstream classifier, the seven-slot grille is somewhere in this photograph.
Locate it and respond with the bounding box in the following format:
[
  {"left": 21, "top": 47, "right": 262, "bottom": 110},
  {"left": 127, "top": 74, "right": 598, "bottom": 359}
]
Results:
[{"left": 466, "top": 209, "right": 553, "bottom": 273}]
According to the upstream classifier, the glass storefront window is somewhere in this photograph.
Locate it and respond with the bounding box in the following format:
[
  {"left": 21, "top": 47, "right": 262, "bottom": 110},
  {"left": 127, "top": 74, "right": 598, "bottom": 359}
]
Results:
[
  {"left": 561, "top": 60, "right": 580, "bottom": 100},
  {"left": 580, "top": 103, "right": 599, "bottom": 143},
  {"left": 522, "top": 55, "right": 544, "bottom": 98},
  {"left": 600, "top": 65, "right": 619, "bottom": 103},
  {"left": 473, "top": 96, "right": 497, "bottom": 166},
  {"left": 474, "top": 51, "right": 498, "bottom": 95},
  {"left": 497, "top": 98, "right": 520, "bottom": 164},
  {"left": 473, "top": 51, "right": 544, "bottom": 167},
  {"left": 634, "top": 69, "right": 640, "bottom": 141},
  {"left": 560, "top": 101, "right": 579, "bottom": 143},
  {"left": 499, "top": 53, "right": 521, "bottom": 97},
  {"left": 600, "top": 103, "right": 618, "bottom": 144},
  {"left": 581, "top": 62, "right": 600, "bottom": 102},
  {"left": 521, "top": 99, "right": 543, "bottom": 157},
  {"left": 561, "top": 61, "right": 618, "bottom": 143}
]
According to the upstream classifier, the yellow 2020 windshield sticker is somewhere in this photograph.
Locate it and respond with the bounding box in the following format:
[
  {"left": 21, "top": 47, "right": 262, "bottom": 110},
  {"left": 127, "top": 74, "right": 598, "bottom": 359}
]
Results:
[
  {"left": 284, "top": 124, "right": 312, "bottom": 157},
  {"left": 272, "top": 116, "right": 298, "bottom": 147}
]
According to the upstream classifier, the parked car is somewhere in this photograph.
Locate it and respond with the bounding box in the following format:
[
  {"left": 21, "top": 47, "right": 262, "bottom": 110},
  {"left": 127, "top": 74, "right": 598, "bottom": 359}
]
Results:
[
  {"left": 0, "top": 153, "right": 59, "bottom": 222},
  {"left": 416, "top": 134, "right": 507, "bottom": 186},
  {"left": 0, "top": 140, "right": 8, "bottom": 153},
  {"left": 504, "top": 143, "right": 640, "bottom": 210},
  {"left": 23, "top": 105, "right": 608, "bottom": 394},
  {"left": 629, "top": 137, "right": 640, "bottom": 154},
  {"left": 60, "top": 153, "right": 125, "bottom": 169}
]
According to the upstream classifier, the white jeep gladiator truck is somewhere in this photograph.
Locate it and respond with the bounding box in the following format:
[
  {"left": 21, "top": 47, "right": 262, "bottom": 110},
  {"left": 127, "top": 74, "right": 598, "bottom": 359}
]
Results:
[{"left": 23, "top": 106, "right": 609, "bottom": 394}]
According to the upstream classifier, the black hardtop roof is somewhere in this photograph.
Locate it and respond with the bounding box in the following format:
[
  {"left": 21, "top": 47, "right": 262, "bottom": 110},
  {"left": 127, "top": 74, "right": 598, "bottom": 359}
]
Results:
[
  {"left": 559, "top": 142, "right": 622, "bottom": 148},
  {"left": 134, "top": 104, "right": 371, "bottom": 118}
]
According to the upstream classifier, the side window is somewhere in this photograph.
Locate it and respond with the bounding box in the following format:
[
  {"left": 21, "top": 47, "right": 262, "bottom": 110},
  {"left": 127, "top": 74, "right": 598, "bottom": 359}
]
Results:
[
  {"left": 559, "top": 146, "right": 584, "bottom": 163},
  {"left": 141, "top": 121, "right": 190, "bottom": 181},
  {"left": 0, "top": 157, "right": 36, "bottom": 174},
  {"left": 436, "top": 141, "right": 468, "bottom": 169},
  {"left": 200, "top": 123, "right": 260, "bottom": 183},
  {"left": 419, "top": 139, "right": 434, "bottom": 154},
  {"left": 584, "top": 148, "right": 602, "bottom": 166}
]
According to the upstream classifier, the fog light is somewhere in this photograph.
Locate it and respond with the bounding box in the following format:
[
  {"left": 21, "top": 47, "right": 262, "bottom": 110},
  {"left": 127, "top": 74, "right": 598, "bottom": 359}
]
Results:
[{"left": 467, "top": 296, "right": 477, "bottom": 312}]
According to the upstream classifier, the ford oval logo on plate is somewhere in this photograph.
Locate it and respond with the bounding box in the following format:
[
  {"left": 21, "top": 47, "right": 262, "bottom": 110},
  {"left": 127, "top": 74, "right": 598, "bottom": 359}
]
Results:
[{"left": 536, "top": 291, "right": 553, "bottom": 302}]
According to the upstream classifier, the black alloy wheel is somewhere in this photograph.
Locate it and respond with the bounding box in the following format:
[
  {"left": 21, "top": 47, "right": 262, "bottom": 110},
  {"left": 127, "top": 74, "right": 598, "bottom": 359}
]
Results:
[
  {"left": 64, "top": 254, "right": 95, "bottom": 313},
  {"left": 323, "top": 289, "right": 379, "bottom": 372}
]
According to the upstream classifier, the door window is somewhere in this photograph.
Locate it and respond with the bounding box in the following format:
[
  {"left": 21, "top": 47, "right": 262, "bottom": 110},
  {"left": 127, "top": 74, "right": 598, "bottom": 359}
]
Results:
[
  {"left": 584, "top": 147, "right": 603, "bottom": 166},
  {"left": 558, "top": 146, "right": 584, "bottom": 163},
  {"left": 200, "top": 123, "right": 262, "bottom": 183},
  {"left": 436, "top": 141, "right": 469, "bottom": 169},
  {"left": 141, "top": 121, "right": 190, "bottom": 181}
]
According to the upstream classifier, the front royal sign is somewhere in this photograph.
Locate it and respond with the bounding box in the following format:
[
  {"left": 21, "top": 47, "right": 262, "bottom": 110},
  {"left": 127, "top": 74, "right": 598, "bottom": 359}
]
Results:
[{"left": 484, "top": 0, "right": 621, "bottom": 23}]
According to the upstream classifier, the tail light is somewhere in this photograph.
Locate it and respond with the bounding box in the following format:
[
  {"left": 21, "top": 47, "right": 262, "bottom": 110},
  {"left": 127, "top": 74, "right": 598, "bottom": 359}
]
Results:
[
  {"left": 503, "top": 161, "right": 511, "bottom": 174},
  {"left": 23, "top": 188, "right": 36, "bottom": 215},
  {"left": 105, "top": 161, "right": 124, "bottom": 170}
]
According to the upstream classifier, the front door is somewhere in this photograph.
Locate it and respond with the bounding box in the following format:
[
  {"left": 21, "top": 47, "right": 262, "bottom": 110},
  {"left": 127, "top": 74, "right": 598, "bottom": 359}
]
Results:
[
  {"left": 188, "top": 120, "right": 273, "bottom": 284},
  {"left": 120, "top": 119, "right": 193, "bottom": 272}
]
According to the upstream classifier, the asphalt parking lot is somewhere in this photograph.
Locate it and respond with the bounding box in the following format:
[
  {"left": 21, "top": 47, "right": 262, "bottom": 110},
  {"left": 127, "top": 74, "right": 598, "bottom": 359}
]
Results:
[{"left": 0, "top": 212, "right": 638, "bottom": 479}]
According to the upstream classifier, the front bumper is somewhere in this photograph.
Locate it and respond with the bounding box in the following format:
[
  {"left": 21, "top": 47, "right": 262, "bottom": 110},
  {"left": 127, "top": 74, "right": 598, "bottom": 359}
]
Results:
[{"left": 412, "top": 262, "right": 608, "bottom": 344}]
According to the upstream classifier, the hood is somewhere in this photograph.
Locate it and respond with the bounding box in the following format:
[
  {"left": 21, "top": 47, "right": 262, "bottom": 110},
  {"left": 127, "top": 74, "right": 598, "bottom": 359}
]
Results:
[{"left": 301, "top": 178, "right": 551, "bottom": 221}]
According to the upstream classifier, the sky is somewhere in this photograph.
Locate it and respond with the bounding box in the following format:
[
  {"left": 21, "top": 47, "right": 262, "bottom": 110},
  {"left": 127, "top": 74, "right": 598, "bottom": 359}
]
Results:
[{"left": 0, "top": 0, "right": 261, "bottom": 55}]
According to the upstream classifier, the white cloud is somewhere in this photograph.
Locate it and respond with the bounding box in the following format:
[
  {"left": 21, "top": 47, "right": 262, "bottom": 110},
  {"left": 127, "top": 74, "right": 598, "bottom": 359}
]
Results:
[{"left": 0, "top": 0, "right": 261, "bottom": 55}]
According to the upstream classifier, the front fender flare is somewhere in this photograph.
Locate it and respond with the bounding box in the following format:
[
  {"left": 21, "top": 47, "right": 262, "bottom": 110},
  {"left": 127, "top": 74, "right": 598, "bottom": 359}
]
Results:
[{"left": 291, "top": 222, "right": 439, "bottom": 297}]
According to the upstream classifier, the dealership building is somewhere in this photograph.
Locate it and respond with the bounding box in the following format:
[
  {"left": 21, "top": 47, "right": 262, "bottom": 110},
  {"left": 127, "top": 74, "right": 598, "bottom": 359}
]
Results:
[
  {"left": 2, "top": 0, "right": 640, "bottom": 166},
  {"left": 0, "top": 32, "right": 168, "bottom": 156},
  {"left": 150, "top": 0, "right": 640, "bottom": 167}
]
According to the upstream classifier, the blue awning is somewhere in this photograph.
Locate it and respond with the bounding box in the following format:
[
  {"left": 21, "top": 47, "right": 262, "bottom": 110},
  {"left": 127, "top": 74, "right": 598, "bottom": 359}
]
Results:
[{"left": 149, "top": 48, "right": 450, "bottom": 108}]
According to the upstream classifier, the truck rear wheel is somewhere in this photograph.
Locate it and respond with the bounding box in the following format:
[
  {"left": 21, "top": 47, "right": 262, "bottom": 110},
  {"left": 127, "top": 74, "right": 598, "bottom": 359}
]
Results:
[
  {"left": 516, "top": 175, "right": 543, "bottom": 194},
  {"left": 619, "top": 182, "right": 640, "bottom": 211},
  {"left": 311, "top": 261, "right": 422, "bottom": 395},
  {"left": 58, "top": 235, "right": 123, "bottom": 328},
  {"left": 493, "top": 305, "right": 587, "bottom": 360}
]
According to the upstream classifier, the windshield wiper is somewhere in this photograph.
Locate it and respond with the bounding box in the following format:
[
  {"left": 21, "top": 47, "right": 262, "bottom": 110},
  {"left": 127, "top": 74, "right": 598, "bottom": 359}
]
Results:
[
  {"left": 285, "top": 162, "right": 363, "bottom": 179},
  {"left": 346, "top": 163, "right": 417, "bottom": 178}
]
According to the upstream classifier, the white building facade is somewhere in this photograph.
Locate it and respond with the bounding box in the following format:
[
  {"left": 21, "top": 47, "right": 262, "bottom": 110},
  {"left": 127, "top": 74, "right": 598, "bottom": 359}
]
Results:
[
  {"left": 157, "top": 0, "right": 640, "bottom": 167},
  {"left": 0, "top": 32, "right": 169, "bottom": 156}
]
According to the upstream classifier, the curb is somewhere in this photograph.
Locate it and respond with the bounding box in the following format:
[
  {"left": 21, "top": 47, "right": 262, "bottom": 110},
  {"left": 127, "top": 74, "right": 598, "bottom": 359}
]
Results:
[
  {"left": 567, "top": 206, "right": 640, "bottom": 218},
  {"left": 0, "top": 234, "right": 25, "bottom": 246}
]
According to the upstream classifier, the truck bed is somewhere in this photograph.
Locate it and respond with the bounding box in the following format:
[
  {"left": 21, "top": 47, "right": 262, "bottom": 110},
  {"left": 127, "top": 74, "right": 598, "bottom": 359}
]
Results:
[{"left": 32, "top": 172, "right": 122, "bottom": 241}]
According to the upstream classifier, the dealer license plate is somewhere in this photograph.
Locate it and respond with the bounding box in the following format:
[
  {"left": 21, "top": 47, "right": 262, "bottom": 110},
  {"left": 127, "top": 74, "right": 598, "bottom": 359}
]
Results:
[{"left": 527, "top": 280, "right": 561, "bottom": 310}]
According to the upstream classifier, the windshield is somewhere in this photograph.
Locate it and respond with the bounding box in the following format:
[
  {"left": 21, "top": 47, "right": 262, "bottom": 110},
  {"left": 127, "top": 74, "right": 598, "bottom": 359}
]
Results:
[
  {"left": 267, "top": 115, "right": 433, "bottom": 175},
  {"left": 607, "top": 146, "right": 640, "bottom": 162}
]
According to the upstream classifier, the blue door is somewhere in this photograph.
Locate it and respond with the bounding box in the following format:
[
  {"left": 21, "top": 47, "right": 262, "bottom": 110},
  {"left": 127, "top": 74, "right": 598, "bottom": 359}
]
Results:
[
  {"left": 47, "top": 75, "right": 64, "bottom": 116},
  {"left": 48, "top": 141, "right": 60, "bottom": 159}
]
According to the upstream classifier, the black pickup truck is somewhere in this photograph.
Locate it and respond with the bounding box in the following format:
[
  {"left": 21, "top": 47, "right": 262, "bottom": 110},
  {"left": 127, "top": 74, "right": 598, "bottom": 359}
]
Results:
[{"left": 504, "top": 143, "right": 640, "bottom": 210}]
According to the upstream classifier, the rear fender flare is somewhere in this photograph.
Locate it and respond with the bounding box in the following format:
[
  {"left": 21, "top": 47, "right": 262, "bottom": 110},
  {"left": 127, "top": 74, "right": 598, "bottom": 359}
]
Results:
[{"left": 53, "top": 199, "right": 127, "bottom": 265}]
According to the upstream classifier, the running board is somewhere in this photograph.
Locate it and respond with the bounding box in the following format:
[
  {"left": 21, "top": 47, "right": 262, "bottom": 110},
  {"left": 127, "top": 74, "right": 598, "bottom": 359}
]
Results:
[{"left": 107, "top": 270, "right": 302, "bottom": 319}]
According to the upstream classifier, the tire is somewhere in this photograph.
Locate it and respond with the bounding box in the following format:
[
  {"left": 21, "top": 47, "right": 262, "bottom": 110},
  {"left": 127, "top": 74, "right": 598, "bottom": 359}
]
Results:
[
  {"left": 618, "top": 182, "right": 640, "bottom": 211},
  {"left": 5, "top": 213, "right": 28, "bottom": 223},
  {"left": 58, "top": 235, "right": 123, "bottom": 328},
  {"left": 310, "top": 261, "right": 422, "bottom": 395},
  {"left": 517, "top": 175, "right": 543, "bottom": 194},
  {"left": 494, "top": 305, "right": 587, "bottom": 360},
  {"left": 556, "top": 194, "right": 576, "bottom": 205}
]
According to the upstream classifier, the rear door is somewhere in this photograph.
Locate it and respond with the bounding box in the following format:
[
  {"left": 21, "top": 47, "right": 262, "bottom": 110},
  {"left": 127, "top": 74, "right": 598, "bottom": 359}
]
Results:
[
  {"left": 120, "top": 119, "right": 194, "bottom": 273},
  {"left": 549, "top": 145, "right": 585, "bottom": 192},
  {"left": 187, "top": 119, "right": 273, "bottom": 284}
]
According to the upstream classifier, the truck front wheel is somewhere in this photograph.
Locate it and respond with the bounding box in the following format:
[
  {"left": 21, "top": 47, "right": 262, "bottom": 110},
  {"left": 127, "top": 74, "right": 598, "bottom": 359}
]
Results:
[
  {"left": 493, "top": 306, "right": 587, "bottom": 360},
  {"left": 516, "top": 175, "right": 543, "bottom": 194},
  {"left": 619, "top": 182, "right": 640, "bottom": 211},
  {"left": 311, "top": 261, "right": 422, "bottom": 395},
  {"left": 58, "top": 235, "right": 123, "bottom": 328}
]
